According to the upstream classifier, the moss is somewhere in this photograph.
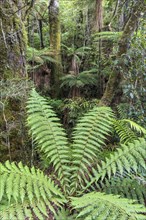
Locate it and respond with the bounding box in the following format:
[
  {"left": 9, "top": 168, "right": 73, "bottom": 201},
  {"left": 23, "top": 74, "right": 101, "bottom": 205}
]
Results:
[
  {"left": 0, "top": 98, "right": 31, "bottom": 163},
  {"left": 49, "top": 0, "right": 63, "bottom": 97},
  {"left": 0, "top": 1, "right": 29, "bottom": 163},
  {"left": 0, "top": 1, "right": 27, "bottom": 79}
]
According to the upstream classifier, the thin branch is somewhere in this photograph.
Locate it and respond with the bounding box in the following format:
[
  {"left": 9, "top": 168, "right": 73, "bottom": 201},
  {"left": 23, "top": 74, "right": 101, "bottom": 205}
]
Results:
[
  {"left": 25, "top": 0, "right": 36, "bottom": 19},
  {"left": 109, "top": 0, "right": 120, "bottom": 25},
  {"left": 0, "top": 19, "right": 8, "bottom": 49},
  {"left": 10, "top": 2, "right": 30, "bottom": 17}
]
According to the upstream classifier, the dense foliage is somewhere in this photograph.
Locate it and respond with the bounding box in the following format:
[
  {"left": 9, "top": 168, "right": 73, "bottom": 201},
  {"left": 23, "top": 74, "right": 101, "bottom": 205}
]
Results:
[
  {"left": 0, "top": 90, "right": 146, "bottom": 219},
  {"left": 0, "top": 0, "right": 146, "bottom": 219}
]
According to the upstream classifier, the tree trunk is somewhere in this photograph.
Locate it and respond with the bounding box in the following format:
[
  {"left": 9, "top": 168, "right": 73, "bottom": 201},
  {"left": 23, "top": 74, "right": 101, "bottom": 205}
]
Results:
[
  {"left": 49, "top": 0, "right": 62, "bottom": 97},
  {"left": 38, "top": 19, "right": 44, "bottom": 49},
  {"left": 0, "top": 0, "right": 30, "bottom": 163},
  {"left": 91, "top": 0, "right": 104, "bottom": 95},
  {"left": 99, "top": 0, "right": 146, "bottom": 106},
  {"left": 93, "top": 0, "right": 103, "bottom": 32},
  {"left": 0, "top": 0, "right": 27, "bottom": 79}
]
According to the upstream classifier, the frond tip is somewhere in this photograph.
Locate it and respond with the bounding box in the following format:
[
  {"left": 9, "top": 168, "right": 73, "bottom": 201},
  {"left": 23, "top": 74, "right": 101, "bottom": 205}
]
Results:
[
  {"left": 113, "top": 118, "right": 146, "bottom": 144},
  {"left": 71, "top": 192, "right": 146, "bottom": 220}
]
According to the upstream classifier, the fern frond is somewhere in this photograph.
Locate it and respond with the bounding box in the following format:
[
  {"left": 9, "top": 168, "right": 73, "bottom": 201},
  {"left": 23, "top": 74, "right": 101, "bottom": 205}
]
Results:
[
  {"left": 27, "top": 89, "right": 70, "bottom": 190},
  {"left": 113, "top": 119, "right": 146, "bottom": 144},
  {"left": 0, "top": 200, "right": 30, "bottom": 220},
  {"left": 116, "top": 104, "right": 129, "bottom": 119},
  {"left": 0, "top": 161, "right": 66, "bottom": 220},
  {"left": 0, "top": 199, "right": 57, "bottom": 220},
  {"left": 82, "top": 138, "right": 146, "bottom": 192},
  {"left": 113, "top": 119, "right": 137, "bottom": 144},
  {"left": 71, "top": 192, "right": 146, "bottom": 220},
  {"left": 101, "top": 177, "right": 146, "bottom": 205},
  {"left": 55, "top": 208, "right": 79, "bottom": 220},
  {"left": 123, "top": 119, "right": 146, "bottom": 135},
  {"left": 70, "top": 107, "right": 114, "bottom": 193},
  {"left": 92, "top": 31, "right": 122, "bottom": 41}
]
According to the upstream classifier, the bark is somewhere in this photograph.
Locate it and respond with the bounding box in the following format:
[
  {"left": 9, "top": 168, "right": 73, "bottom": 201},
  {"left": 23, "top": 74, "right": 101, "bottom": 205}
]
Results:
[
  {"left": 0, "top": 0, "right": 27, "bottom": 79},
  {"left": 48, "top": 0, "right": 62, "bottom": 97},
  {"left": 99, "top": 0, "right": 146, "bottom": 106},
  {"left": 91, "top": 0, "right": 104, "bottom": 95},
  {"left": 38, "top": 19, "right": 44, "bottom": 49},
  {"left": 0, "top": 1, "right": 29, "bottom": 163},
  {"left": 93, "top": 0, "right": 103, "bottom": 32}
]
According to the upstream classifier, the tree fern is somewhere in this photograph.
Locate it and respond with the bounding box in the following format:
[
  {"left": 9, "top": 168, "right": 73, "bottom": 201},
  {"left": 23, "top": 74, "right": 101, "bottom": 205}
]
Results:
[
  {"left": 113, "top": 119, "right": 146, "bottom": 144},
  {"left": 70, "top": 107, "right": 114, "bottom": 193},
  {"left": 100, "top": 176, "right": 146, "bottom": 205},
  {"left": 82, "top": 138, "right": 146, "bottom": 191},
  {"left": 116, "top": 103, "right": 130, "bottom": 119},
  {"left": 1, "top": 91, "right": 146, "bottom": 219},
  {"left": 0, "top": 161, "right": 66, "bottom": 220},
  {"left": 60, "top": 71, "right": 97, "bottom": 88},
  {"left": 27, "top": 89, "right": 70, "bottom": 190},
  {"left": 55, "top": 208, "right": 79, "bottom": 220},
  {"left": 71, "top": 192, "right": 146, "bottom": 220},
  {"left": 123, "top": 119, "right": 146, "bottom": 136},
  {"left": 92, "top": 31, "right": 122, "bottom": 41},
  {"left": 113, "top": 119, "right": 137, "bottom": 144}
]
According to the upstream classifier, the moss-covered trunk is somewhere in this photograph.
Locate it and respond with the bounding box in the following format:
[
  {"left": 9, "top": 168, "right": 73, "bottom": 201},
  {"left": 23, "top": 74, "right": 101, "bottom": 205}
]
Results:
[
  {"left": 0, "top": 1, "right": 27, "bottom": 79},
  {"left": 0, "top": 1, "right": 31, "bottom": 163},
  {"left": 49, "top": 0, "right": 62, "bottom": 97},
  {"left": 99, "top": 0, "right": 146, "bottom": 106}
]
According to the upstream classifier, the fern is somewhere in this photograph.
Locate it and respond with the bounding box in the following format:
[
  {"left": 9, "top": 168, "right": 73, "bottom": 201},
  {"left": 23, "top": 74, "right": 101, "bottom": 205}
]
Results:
[
  {"left": 55, "top": 208, "right": 79, "bottom": 220},
  {"left": 60, "top": 71, "right": 97, "bottom": 88},
  {"left": 27, "top": 89, "right": 70, "bottom": 190},
  {"left": 70, "top": 107, "right": 114, "bottom": 193},
  {"left": 71, "top": 192, "right": 146, "bottom": 220},
  {"left": 1, "top": 90, "right": 146, "bottom": 219},
  {"left": 0, "top": 161, "right": 66, "bottom": 220},
  {"left": 113, "top": 119, "right": 137, "bottom": 144},
  {"left": 113, "top": 119, "right": 146, "bottom": 144},
  {"left": 82, "top": 138, "right": 146, "bottom": 191},
  {"left": 101, "top": 176, "right": 146, "bottom": 205},
  {"left": 92, "top": 31, "right": 122, "bottom": 41},
  {"left": 123, "top": 119, "right": 146, "bottom": 135},
  {"left": 27, "top": 47, "right": 58, "bottom": 64},
  {"left": 116, "top": 103, "right": 129, "bottom": 119}
]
